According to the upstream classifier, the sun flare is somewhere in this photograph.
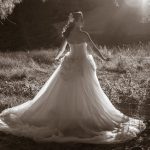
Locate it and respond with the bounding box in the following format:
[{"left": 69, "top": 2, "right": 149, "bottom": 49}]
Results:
[
  {"left": 142, "top": 0, "right": 148, "bottom": 4},
  {"left": 125, "top": 0, "right": 150, "bottom": 23},
  {"left": 125, "top": 0, "right": 149, "bottom": 7},
  {"left": 142, "top": 0, "right": 149, "bottom": 7}
]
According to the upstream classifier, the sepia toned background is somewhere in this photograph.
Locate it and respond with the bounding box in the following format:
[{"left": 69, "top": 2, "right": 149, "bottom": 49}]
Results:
[
  {"left": 0, "top": 0, "right": 150, "bottom": 150},
  {"left": 1, "top": 0, "right": 150, "bottom": 50}
]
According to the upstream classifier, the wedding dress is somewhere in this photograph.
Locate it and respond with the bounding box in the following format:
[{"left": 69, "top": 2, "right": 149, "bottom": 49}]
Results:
[{"left": 0, "top": 42, "right": 146, "bottom": 144}]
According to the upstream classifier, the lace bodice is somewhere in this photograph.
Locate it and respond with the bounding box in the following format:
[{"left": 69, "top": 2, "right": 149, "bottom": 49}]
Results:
[
  {"left": 68, "top": 42, "right": 88, "bottom": 59},
  {"left": 59, "top": 42, "right": 96, "bottom": 81}
]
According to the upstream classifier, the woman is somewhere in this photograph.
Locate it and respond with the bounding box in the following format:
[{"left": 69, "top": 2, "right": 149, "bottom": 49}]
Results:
[{"left": 0, "top": 11, "right": 145, "bottom": 144}]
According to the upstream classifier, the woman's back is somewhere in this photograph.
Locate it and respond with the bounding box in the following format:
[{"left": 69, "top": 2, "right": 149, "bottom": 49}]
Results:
[
  {"left": 67, "top": 29, "right": 87, "bottom": 44},
  {"left": 65, "top": 27, "right": 91, "bottom": 59}
]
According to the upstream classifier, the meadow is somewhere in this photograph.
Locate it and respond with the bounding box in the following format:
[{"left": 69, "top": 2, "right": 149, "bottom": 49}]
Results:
[{"left": 0, "top": 42, "right": 150, "bottom": 150}]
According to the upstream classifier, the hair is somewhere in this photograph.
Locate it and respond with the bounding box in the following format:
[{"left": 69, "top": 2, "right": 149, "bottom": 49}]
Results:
[{"left": 62, "top": 11, "right": 83, "bottom": 39}]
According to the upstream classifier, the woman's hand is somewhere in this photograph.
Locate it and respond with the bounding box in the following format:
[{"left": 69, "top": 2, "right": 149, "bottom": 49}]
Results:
[
  {"left": 100, "top": 56, "right": 111, "bottom": 62},
  {"left": 104, "top": 57, "right": 111, "bottom": 61},
  {"left": 54, "top": 57, "right": 60, "bottom": 62},
  {"left": 54, "top": 40, "right": 67, "bottom": 62},
  {"left": 54, "top": 55, "right": 64, "bottom": 62}
]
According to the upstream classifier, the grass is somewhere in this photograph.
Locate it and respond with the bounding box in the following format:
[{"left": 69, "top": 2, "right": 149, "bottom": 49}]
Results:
[{"left": 0, "top": 43, "right": 150, "bottom": 150}]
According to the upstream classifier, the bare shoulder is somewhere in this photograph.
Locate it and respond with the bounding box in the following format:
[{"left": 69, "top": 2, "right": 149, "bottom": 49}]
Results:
[
  {"left": 80, "top": 30, "right": 91, "bottom": 41},
  {"left": 81, "top": 30, "right": 90, "bottom": 37}
]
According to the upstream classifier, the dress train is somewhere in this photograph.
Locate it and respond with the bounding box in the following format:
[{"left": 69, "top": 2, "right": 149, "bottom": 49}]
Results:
[{"left": 0, "top": 43, "right": 146, "bottom": 144}]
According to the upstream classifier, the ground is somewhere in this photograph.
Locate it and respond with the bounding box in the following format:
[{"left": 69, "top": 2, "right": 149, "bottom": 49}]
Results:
[{"left": 0, "top": 43, "right": 150, "bottom": 150}]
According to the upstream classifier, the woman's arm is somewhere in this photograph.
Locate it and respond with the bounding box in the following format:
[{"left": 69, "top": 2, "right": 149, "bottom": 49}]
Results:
[
  {"left": 55, "top": 40, "right": 68, "bottom": 60},
  {"left": 83, "top": 31, "right": 107, "bottom": 61}
]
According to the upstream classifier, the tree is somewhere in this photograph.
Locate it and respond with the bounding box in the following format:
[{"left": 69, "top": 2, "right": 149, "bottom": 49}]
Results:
[{"left": 0, "top": 0, "right": 22, "bottom": 19}]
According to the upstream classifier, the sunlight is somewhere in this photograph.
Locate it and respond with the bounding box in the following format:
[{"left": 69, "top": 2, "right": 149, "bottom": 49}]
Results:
[
  {"left": 125, "top": 0, "right": 141, "bottom": 7},
  {"left": 142, "top": 0, "right": 149, "bottom": 8},
  {"left": 142, "top": 0, "right": 148, "bottom": 5},
  {"left": 125, "top": 0, "right": 150, "bottom": 23},
  {"left": 125, "top": 0, "right": 149, "bottom": 7},
  {"left": 141, "top": 0, "right": 150, "bottom": 22}
]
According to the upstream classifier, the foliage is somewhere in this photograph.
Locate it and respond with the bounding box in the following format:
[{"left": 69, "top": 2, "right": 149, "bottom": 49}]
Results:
[
  {"left": 1, "top": 0, "right": 150, "bottom": 50},
  {"left": 0, "top": 0, "right": 21, "bottom": 19},
  {"left": 0, "top": 43, "right": 149, "bottom": 149}
]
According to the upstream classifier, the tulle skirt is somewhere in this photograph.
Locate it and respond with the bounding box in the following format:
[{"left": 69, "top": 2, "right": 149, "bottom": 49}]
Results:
[{"left": 0, "top": 52, "right": 146, "bottom": 144}]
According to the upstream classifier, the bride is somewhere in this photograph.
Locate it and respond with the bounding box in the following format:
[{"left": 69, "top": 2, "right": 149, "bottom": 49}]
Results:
[{"left": 0, "top": 11, "right": 146, "bottom": 144}]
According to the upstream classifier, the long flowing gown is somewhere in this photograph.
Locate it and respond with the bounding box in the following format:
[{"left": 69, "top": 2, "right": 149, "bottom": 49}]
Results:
[{"left": 0, "top": 42, "right": 146, "bottom": 144}]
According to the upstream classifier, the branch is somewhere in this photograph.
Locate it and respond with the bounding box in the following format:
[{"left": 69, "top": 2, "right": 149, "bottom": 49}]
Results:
[{"left": 0, "top": 0, "right": 22, "bottom": 19}]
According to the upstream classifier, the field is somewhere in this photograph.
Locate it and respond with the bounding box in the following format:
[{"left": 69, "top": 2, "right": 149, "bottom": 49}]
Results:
[{"left": 0, "top": 43, "right": 150, "bottom": 150}]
